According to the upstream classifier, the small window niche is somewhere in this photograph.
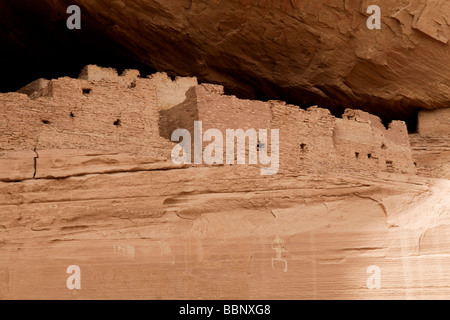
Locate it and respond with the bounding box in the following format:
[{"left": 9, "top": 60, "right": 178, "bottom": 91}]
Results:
[
  {"left": 82, "top": 88, "right": 92, "bottom": 95},
  {"left": 386, "top": 160, "right": 394, "bottom": 172},
  {"left": 300, "top": 143, "right": 307, "bottom": 152},
  {"left": 113, "top": 119, "right": 121, "bottom": 127},
  {"left": 128, "top": 81, "right": 137, "bottom": 89}
]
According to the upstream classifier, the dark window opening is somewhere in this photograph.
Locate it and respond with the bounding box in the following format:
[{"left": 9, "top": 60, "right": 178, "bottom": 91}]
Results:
[
  {"left": 82, "top": 88, "right": 92, "bottom": 95},
  {"left": 70, "top": 112, "right": 75, "bottom": 118},
  {"left": 386, "top": 160, "right": 394, "bottom": 172},
  {"left": 355, "top": 152, "right": 359, "bottom": 159},
  {"left": 300, "top": 143, "right": 307, "bottom": 151},
  {"left": 113, "top": 119, "right": 121, "bottom": 126},
  {"left": 381, "top": 143, "right": 387, "bottom": 149},
  {"left": 414, "top": 162, "right": 417, "bottom": 167},
  {"left": 368, "top": 153, "right": 372, "bottom": 159},
  {"left": 41, "top": 120, "right": 50, "bottom": 124}
]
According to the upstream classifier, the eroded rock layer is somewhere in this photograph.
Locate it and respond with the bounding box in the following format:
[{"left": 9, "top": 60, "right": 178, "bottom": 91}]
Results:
[{"left": 0, "top": 163, "right": 449, "bottom": 299}]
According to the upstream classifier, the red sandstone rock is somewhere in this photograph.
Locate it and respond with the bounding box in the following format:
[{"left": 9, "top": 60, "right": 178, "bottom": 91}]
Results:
[
  {"left": 0, "top": 66, "right": 449, "bottom": 300},
  {"left": 2, "top": 1, "right": 450, "bottom": 121}
]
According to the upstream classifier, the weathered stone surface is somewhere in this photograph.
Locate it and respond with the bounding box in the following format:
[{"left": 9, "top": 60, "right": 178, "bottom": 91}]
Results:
[
  {"left": 417, "top": 108, "right": 450, "bottom": 137},
  {"left": 0, "top": 67, "right": 449, "bottom": 299},
  {"left": 35, "top": 150, "right": 179, "bottom": 179},
  {"left": 0, "top": 151, "right": 36, "bottom": 182},
  {"left": 411, "top": 108, "right": 450, "bottom": 179},
  {"left": 410, "top": 134, "right": 450, "bottom": 179},
  {"left": 0, "top": 164, "right": 449, "bottom": 299}
]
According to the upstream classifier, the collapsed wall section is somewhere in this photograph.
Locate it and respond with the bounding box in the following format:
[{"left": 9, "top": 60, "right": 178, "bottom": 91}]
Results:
[
  {"left": 159, "top": 86, "right": 199, "bottom": 141},
  {"left": 149, "top": 72, "right": 198, "bottom": 110}
]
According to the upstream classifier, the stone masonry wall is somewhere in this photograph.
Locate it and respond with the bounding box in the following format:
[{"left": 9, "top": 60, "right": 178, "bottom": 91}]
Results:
[
  {"left": 149, "top": 72, "right": 198, "bottom": 110},
  {"left": 160, "top": 82, "right": 416, "bottom": 174},
  {"left": 159, "top": 86, "right": 199, "bottom": 141},
  {"left": 334, "top": 110, "right": 414, "bottom": 174},
  {"left": 0, "top": 67, "right": 174, "bottom": 158},
  {"left": 0, "top": 65, "right": 416, "bottom": 176},
  {"left": 270, "top": 103, "right": 338, "bottom": 174},
  {"left": 196, "top": 84, "right": 273, "bottom": 132},
  {"left": 161, "top": 84, "right": 274, "bottom": 167}
]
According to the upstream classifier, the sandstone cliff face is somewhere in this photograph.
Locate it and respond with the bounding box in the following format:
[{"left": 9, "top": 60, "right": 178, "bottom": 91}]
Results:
[
  {"left": 0, "top": 67, "right": 449, "bottom": 299},
  {"left": 1, "top": 0, "right": 450, "bottom": 123},
  {"left": 1, "top": 162, "right": 449, "bottom": 299}
]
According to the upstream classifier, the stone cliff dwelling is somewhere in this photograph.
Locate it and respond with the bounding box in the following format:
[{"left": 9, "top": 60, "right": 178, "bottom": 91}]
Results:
[
  {"left": 1, "top": 65, "right": 442, "bottom": 180},
  {"left": 2, "top": 1, "right": 450, "bottom": 301},
  {"left": 0, "top": 65, "right": 449, "bottom": 300}
]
